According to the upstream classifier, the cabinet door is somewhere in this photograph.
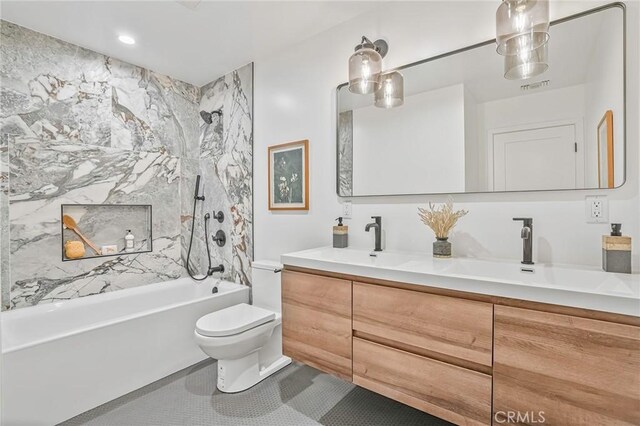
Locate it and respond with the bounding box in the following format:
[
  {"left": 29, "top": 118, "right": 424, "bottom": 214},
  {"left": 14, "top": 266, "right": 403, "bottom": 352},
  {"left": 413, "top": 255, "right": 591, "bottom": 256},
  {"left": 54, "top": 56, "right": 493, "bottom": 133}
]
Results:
[
  {"left": 494, "top": 305, "right": 640, "bottom": 425},
  {"left": 353, "top": 338, "right": 492, "bottom": 426},
  {"left": 353, "top": 281, "right": 493, "bottom": 367},
  {"left": 282, "top": 270, "right": 352, "bottom": 380}
]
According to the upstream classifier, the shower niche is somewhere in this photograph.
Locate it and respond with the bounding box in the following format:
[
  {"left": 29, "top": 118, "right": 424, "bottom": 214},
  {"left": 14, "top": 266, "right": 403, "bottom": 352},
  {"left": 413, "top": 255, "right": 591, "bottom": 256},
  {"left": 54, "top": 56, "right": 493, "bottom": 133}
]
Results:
[{"left": 60, "top": 204, "right": 153, "bottom": 261}]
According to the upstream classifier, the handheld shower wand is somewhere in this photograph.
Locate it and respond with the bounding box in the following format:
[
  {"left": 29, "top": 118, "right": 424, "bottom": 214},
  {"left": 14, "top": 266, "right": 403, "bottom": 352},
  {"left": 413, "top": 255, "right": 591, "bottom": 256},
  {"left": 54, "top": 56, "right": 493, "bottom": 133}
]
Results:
[
  {"left": 186, "top": 174, "right": 224, "bottom": 281},
  {"left": 194, "top": 175, "right": 205, "bottom": 201}
]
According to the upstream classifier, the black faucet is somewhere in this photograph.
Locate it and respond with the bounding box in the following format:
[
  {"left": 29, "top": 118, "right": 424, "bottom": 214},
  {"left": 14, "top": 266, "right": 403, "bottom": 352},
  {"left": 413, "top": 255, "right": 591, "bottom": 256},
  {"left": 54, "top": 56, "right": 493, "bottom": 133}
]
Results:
[
  {"left": 513, "top": 218, "right": 534, "bottom": 265},
  {"left": 365, "top": 216, "right": 382, "bottom": 252}
]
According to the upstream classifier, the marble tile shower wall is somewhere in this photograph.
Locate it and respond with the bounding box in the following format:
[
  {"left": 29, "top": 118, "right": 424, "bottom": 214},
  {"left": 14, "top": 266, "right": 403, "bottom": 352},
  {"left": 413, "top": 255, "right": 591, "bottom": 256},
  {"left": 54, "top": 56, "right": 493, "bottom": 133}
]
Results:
[
  {"left": 186, "top": 68, "right": 253, "bottom": 286},
  {"left": 0, "top": 21, "right": 253, "bottom": 310}
]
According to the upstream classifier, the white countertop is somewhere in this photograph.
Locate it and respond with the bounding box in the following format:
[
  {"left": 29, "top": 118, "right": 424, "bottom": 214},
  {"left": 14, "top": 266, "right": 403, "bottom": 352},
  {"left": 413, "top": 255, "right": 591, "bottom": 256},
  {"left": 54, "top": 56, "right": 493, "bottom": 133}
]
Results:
[{"left": 281, "top": 247, "right": 640, "bottom": 317}]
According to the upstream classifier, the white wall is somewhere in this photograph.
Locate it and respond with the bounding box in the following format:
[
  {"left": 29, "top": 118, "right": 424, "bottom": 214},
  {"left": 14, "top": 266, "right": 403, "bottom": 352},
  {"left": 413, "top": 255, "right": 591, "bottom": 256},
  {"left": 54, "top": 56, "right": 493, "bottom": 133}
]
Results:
[
  {"left": 254, "top": 1, "right": 639, "bottom": 269},
  {"left": 477, "top": 84, "right": 587, "bottom": 190},
  {"left": 584, "top": 8, "right": 626, "bottom": 188},
  {"left": 352, "top": 84, "right": 465, "bottom": 195}
]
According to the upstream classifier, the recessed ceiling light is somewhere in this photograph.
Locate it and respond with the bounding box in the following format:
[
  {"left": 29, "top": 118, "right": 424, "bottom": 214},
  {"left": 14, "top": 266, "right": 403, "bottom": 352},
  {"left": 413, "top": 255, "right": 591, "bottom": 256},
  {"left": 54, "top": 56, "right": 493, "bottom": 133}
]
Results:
[{"left": 118, "top": 35, "right": 135, "bottom": 45}]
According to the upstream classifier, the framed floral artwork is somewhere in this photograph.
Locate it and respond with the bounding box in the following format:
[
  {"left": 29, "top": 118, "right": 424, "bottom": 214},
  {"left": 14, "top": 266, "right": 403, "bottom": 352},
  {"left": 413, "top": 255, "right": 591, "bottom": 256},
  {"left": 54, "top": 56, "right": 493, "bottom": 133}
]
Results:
[{"left": 268, "top": 140, "right": 309, "bottom": 210}]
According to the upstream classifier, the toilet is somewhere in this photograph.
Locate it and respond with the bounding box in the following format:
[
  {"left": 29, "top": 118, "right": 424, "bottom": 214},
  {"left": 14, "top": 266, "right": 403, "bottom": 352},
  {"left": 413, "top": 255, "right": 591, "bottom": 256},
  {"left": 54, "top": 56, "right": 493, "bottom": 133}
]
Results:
[{"left": 194, "top": 260, "right": 291, "bottom": 393}]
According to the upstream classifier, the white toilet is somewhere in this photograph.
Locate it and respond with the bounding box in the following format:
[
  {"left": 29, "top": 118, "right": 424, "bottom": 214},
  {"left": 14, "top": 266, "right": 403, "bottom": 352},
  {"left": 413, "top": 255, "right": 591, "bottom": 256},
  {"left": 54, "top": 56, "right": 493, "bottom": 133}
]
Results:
[{"left": 194, "top": 260, "right": 291, "bottom": 393}]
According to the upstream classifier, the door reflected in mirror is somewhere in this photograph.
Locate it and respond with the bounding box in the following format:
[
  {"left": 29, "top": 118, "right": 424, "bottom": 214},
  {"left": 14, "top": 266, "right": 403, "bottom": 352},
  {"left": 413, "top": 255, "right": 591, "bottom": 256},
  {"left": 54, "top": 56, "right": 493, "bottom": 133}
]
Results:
[{"left": 336, "top": 4, "right": 625, "bottom": 197}]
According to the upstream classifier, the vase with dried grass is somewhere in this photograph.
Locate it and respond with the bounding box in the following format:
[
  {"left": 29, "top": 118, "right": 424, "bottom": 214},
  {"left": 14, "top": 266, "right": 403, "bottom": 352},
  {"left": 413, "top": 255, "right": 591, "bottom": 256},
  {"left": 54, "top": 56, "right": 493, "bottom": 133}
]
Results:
[{"left": 417, "top": 200, "right": 468, "bottom": 258}]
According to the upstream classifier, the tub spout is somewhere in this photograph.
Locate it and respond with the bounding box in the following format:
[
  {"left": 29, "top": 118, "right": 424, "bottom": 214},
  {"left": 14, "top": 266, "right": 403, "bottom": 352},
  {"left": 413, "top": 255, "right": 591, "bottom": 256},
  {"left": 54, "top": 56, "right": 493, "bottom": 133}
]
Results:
[{"left": 208, "top": 264, "right": 225, "bottom": 275}]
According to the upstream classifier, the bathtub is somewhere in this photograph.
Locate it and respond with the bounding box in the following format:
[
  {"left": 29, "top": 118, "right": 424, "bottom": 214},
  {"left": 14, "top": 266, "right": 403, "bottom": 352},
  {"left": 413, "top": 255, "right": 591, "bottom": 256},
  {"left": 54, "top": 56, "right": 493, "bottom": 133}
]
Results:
[{"left": 1, "top": 277, "right": 249, "bottom": 425}]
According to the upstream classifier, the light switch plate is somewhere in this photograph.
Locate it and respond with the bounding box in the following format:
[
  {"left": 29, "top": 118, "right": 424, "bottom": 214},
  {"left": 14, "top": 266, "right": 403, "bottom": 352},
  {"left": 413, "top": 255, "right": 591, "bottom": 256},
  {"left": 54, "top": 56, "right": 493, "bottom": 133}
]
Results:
[
  {"left": 342, "top": 201, "right": 352, "bottom": 218},
  {"left": 585, "top": 195, "right": 608, "bottom": 223}
]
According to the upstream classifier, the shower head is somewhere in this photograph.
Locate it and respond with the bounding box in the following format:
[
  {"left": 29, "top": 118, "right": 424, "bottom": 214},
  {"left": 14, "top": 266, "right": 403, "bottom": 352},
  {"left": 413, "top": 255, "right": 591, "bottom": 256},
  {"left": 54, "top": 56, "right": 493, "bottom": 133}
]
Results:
[{"left": 200, "top": 108, "right": 223, "bottom": 124}]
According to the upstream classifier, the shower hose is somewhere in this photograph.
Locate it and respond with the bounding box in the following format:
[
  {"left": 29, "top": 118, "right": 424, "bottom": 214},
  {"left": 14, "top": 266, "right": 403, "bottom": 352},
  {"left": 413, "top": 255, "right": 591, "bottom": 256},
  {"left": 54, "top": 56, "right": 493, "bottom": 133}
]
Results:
[{"left": 186, "top": 195, "right": 213, "bottom": 281}]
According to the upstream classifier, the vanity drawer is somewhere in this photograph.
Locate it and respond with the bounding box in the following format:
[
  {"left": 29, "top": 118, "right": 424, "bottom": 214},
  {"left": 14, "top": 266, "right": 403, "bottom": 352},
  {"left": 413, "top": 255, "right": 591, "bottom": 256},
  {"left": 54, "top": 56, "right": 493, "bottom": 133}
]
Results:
[
  {"left": 493, "top": 305, "right": 640, "bottom": 425},
  {"left": 353, "top": 281, "right": 493, "bottom": 367},
  {"left": 282, "top": 270, "right": 352, "bottom": 380},
  {"left": 353, "top": 338, "right": 492, "bottom": 425}
]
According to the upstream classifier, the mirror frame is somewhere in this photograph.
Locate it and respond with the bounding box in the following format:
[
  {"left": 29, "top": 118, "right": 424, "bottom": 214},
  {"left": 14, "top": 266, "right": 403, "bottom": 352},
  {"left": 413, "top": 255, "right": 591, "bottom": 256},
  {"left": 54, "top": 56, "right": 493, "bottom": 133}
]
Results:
[{"left": 335, "top": 2, "right": 627, "bottom": 198}]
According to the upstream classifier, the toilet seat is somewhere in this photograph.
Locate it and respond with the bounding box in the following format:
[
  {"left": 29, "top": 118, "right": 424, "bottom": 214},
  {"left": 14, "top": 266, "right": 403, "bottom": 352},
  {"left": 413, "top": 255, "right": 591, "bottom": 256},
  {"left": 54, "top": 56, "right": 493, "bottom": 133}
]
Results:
[{"left": 196, "top": 303, "right": 275, "bottom": 337}]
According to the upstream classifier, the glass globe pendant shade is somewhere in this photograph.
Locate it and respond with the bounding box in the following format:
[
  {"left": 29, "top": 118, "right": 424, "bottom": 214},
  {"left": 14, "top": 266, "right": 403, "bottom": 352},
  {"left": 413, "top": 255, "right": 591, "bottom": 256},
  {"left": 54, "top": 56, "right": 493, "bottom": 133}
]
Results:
[
  {"left": 504, "top": 42, "right": 548, "bottom": 80},
  {"left": 496, "top": 0, "right": 550, "bottom": 56},
  {"left": 374, "top": 71, "right": 404, "bottom": 108},
  {"left": 348, "top": 47, "right": 383, "bottom": 94}
]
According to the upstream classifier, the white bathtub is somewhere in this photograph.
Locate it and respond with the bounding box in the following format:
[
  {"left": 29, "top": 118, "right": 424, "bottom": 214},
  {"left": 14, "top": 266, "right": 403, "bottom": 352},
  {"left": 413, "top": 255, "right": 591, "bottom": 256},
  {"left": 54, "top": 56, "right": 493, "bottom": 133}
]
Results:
[{"left": 1, "top": 277, "right": 249, "bottom": 425}]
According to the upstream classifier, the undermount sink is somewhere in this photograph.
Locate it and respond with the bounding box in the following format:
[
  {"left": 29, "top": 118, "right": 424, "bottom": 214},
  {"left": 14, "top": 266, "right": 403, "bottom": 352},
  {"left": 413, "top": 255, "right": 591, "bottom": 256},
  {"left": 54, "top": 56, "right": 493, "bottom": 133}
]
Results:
[
  {"left": 402, "top": 257, "right": 636, "bottom": 295},
  {"left": 290, "top": 247, "right": 423, "bottom": 269},
  {"left": 281, "top": 247, "right": 640, "bottom": 316}
]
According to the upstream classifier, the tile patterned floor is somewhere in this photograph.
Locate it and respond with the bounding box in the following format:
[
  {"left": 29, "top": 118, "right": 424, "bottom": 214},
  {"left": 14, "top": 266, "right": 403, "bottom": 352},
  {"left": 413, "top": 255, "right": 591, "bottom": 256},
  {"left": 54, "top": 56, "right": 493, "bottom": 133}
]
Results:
[{"left": 62, "top": 359, "right": 452, "bottom": 426}]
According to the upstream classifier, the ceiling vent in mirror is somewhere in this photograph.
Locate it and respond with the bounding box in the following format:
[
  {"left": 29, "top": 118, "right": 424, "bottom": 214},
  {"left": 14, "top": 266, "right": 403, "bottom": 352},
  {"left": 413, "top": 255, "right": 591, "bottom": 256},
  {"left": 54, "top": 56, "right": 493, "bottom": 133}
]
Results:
[
  {"left": 521, "top": 79, "right": 550, "bottom": 91},
  {"left": 348, "top": 36, "right": 388, "bottom": 95}
]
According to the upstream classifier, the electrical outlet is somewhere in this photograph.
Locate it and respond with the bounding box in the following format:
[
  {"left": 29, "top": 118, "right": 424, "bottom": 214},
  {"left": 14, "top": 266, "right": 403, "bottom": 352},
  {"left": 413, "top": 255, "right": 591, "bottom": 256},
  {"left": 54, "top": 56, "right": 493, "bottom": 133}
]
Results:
[
  {"left": 586, "top": 196, "right": 608, "bottom": 223},
  {"left": 342, "top": 201, "right": 352, "bottom": 218}
]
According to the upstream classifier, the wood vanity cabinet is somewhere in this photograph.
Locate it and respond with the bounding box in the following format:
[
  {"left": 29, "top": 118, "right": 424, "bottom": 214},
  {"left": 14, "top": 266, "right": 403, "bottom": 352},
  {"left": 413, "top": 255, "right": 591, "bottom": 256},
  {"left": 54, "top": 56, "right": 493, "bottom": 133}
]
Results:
[
  {"left": 281, "top": 267, "right": 640, "bottom": 426},
  {"left": 493, "top": 305, "right": 640, "bottom": 425},
  {"left": 281, "top": 270, "right": 352, "bottom": 380}
]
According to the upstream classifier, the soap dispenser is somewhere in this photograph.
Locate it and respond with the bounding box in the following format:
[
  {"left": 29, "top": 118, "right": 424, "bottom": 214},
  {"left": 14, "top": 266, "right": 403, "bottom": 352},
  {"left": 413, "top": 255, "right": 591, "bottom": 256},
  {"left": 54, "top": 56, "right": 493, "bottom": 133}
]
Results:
[
  {"left": 333, "top": 217, "right": 349, "bottom": 248},
  {"left": 125, "top": 230, "right": 135, "bottom": 253},
  {"left": 602, "top": 223, "right": 631, "bottom": 273}
]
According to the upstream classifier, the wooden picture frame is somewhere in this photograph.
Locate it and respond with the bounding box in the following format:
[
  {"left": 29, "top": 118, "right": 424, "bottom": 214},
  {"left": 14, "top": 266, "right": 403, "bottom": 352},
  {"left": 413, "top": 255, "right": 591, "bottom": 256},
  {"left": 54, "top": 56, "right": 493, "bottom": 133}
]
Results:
[
  {"left": 268, "top": 140, "right": 309, "bottom": 211},
  {"left": 597, "top": 110, "right": 614, "bottom": 189}
]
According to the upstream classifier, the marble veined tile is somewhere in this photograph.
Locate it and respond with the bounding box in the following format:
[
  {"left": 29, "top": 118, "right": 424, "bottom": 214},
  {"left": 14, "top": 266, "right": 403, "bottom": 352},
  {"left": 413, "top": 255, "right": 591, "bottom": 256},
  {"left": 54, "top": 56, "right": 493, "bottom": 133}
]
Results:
[
  {"left": 196, "top": 64, "right": 253, "bottom": 285},
  {"left": 0, "top": 20, "right": 111, "bottom": 146},
  {"left": 111, "top": 59, "right": 200, "bottom": 157},
  {"left": 0, "top": 134, "right": 9, "bottom": 309},
  {"left": 1, "top": 18, "right": 254, "bottom": 309},
  {"left": 8, "top": 139, "right": 181, "bottom": 308}
]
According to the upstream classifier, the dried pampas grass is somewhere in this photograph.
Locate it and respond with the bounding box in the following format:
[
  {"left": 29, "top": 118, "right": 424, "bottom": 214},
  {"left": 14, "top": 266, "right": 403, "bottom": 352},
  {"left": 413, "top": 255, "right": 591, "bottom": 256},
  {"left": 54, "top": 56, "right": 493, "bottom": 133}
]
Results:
[{"left": 418, "top": 199, "right": 468, "bottom": 239}]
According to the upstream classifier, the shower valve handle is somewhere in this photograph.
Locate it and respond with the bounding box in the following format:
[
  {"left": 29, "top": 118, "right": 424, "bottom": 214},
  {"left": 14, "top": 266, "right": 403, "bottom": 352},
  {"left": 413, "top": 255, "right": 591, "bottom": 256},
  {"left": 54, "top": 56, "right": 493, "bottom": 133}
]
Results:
[{"left": 212, "top": 230, "right": 226, "bottom": 247}]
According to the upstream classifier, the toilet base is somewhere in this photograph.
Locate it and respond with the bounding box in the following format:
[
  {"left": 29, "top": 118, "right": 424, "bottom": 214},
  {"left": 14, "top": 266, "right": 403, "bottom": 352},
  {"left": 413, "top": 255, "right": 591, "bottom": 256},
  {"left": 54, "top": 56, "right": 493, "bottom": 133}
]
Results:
[{"left": 217, "top": 354, "right": 291, "bottom": 393}]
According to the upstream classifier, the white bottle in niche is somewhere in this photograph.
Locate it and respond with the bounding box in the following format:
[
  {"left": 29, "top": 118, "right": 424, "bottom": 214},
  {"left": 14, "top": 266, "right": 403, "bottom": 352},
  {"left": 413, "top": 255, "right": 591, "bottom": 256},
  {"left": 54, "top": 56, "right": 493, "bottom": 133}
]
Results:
[{"left": 125, "top": 230, "right": 135, "bottom": 252}]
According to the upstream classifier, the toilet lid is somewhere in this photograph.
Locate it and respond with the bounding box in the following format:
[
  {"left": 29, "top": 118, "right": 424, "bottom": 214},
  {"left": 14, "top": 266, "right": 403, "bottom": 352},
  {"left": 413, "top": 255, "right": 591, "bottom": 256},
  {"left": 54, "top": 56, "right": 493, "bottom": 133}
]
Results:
[{"left": 196, "top": 303, "right": 276, "bottom": 337}]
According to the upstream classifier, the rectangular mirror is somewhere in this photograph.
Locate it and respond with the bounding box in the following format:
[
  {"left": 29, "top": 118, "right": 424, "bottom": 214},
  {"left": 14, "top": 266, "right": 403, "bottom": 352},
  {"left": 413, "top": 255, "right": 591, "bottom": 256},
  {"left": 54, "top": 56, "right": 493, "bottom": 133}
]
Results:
[{"left": 337, "top": 4, "right": 625, "bottom": 197}]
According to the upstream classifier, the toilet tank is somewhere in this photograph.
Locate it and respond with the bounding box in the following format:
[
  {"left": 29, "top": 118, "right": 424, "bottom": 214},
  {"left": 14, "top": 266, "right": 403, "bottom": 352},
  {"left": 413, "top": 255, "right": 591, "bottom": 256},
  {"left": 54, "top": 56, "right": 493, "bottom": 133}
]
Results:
[{"left": 251, "top": 260, "right": 283, "bottom": 313}]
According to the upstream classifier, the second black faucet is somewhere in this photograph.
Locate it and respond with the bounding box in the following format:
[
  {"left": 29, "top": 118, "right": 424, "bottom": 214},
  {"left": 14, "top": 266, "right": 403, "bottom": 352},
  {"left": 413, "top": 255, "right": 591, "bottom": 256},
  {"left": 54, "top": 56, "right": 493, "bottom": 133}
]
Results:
[
  {"left": 513, "top": 217, "right": 534, "bottom": 265},
  {"left": 365, "top": 216, "right": 383, "bottom": 252}
]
